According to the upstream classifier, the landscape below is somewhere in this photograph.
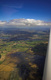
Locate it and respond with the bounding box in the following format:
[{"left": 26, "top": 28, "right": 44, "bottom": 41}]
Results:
[{"left": 0, "top": 27, "right": 50, "bottom": 80}]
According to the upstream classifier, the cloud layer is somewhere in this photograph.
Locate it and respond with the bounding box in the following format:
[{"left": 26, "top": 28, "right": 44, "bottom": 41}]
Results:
[{"left": 0, "top": 19, "right": 51, "bottom": 27}]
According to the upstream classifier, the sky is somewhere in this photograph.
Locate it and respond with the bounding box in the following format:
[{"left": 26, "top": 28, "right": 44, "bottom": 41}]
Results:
[{"left": 0, "top": 0, "right": 51, "bottom": 27}]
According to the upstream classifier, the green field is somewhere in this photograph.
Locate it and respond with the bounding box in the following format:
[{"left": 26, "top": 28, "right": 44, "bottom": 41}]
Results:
[{"left": 0, "top": 29, "right": 49, "bottom": 80}]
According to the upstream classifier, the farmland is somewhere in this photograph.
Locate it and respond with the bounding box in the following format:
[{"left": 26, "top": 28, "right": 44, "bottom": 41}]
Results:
[{"left": 0, "top": 27, "right": 50, "bottom": 80}]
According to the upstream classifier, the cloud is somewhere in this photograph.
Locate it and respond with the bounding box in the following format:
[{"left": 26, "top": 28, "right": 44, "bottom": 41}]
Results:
[
  {"left": 0, "top": 19, "right": 51, "bottom": 27},
  {"left": 0, "top": 21, "right": 7, "bottom": 26},
  {"left": 2, "top": 4, "right": 23, "bottom": 18}
]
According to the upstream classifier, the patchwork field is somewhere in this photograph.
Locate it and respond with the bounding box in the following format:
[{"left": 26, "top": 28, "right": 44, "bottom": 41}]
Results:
[{"left": 0, "top": 28, "right": 49, "bottom": 80}]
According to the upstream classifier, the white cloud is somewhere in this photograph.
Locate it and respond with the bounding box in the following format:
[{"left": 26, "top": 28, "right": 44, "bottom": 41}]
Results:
[
  {"left": 0, "top": 19, "right": 51, "bottom": 27},
  {"left": 0, "top": 21, "right": 6, "bottom": 26},
  {"left": 0, "top": 21, "right": 6, "bottom": 25}
]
